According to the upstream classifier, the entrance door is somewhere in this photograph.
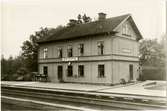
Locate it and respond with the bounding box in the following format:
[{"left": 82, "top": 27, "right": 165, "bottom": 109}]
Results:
[
  {"left": 58, "top": 66, "right": 63, "bottom": 82},
  {"left": 129, "top": 64, "right": 133, "bottom": 80}
]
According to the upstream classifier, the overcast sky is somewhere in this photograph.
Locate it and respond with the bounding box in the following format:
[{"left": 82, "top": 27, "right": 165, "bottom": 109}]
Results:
[{"left": 1, "top": 0, "right": 166, "bottom": 58}]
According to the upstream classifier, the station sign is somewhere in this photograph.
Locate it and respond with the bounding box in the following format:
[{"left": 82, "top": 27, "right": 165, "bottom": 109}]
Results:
[
  {"left": 122, "top": 48, "right": 131, "bottom": 53},
  {"left": 62, "top": 57, "right": 78, "bottom": 61}
]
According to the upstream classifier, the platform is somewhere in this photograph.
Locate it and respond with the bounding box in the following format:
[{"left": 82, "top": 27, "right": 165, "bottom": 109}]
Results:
[{"left": 1, "top": 80, "right": 166, "bottom": 97}]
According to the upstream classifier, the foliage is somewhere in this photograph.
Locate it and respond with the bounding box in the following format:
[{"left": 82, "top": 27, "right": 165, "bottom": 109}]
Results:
[
  {"left": 67, "top": 14, "right": 92, "bottom": 27},
  {"left": 21, "top": 27, "right": 58, "bottom": 72},
  {"left": 139, "top": 38, "right": 165, "bottom": 67},
  {"left": 82, "top": 14, "right": 92, "bottom": 23},
  {"left": 139, "top": 38, "right": 166, "bottom": 80},
  {"left": 1, "top": 55, "right": 24, "bottom": 80}
]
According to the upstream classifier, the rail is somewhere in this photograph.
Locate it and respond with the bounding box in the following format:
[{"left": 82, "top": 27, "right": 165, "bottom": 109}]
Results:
[{"left": 2, "top": 85, "right": 167, "bottom": 110}]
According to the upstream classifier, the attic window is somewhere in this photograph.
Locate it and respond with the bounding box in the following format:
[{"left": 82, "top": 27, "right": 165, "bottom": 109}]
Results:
[{"left": 122, "top": 24, "right": 131, "bottom": 36}]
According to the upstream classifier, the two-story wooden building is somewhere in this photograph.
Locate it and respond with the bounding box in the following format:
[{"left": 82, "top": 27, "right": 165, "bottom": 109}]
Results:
[{"left": 37, "top": 13, "right": 142, "bottom": 85}]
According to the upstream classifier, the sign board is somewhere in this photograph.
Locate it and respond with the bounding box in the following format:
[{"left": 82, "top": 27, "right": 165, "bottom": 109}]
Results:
[
  {"left": 62, "top": 57, "right": 78, "bottom": 61},
  {"left": 122, "top": 48, "right": 131, "bottom": 53}
]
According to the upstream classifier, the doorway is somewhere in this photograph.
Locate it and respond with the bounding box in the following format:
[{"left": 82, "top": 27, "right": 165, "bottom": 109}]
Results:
[
  {"left": 58, "top": 66, "right": 63, "bottom": 82},
  {"left": 129, "top": 64, "right": 133, "bottom": 80}
]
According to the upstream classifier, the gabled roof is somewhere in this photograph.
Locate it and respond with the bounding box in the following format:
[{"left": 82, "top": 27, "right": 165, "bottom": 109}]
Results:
[{"left": 38, "top": 14, "right": 142, "bottom": 43}]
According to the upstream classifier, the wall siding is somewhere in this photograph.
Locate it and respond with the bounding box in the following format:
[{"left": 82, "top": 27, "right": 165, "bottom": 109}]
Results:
[{"left": 38, "top": 19, "right": 140, "bottom": 84}]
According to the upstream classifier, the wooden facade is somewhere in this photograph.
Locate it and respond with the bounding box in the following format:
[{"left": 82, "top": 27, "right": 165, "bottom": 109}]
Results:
[{"left": 38, "top": 14, "right": 142, "bottom": 84}]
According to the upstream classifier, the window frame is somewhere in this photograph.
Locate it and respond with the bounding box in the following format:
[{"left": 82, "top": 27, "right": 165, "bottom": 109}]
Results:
[
  {"left": 58, "top": 48, "right": 63, "bottom": 58},
  {"left": 78, "top": 43, "right": 84, "bottom": 56},
  {"left": 67, "top": 45, "right": 73, "bottom": 57},
  {"left": 78, "top": 65, "right": 84, "bottom": 77},
  {"left": 43, "top": 48, "right": 48, "bottom": 59},
  {"left": 122, "top": 24, "right": 131, "bottom": 37},
  {"left": 97, "top": 41, "right": 104, "bottom": 55},
  {"left": 43, "top": 66, "right": 48, "bottom": 75},
  {"left": 98, "top": 64, "right": 105, "bottom": 78},
  {"left": 67, "top": 65, "right": 73, "bottom": 77}
]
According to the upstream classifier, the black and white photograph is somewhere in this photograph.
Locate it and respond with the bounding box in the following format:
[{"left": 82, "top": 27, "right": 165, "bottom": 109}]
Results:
[{"left": 1, "top": 0, "right": 167, "bottom": 110}]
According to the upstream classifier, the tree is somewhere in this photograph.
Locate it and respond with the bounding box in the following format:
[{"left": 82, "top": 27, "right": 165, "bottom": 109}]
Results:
[
  {"left": 21, "top": 27, "right": 50, "bottom": 72},
  {"left": 139, "top": 38, "right": 166, "bottom": 80},
  {"left": 21, "top": 26, "right": 64, "bottom": 72},
  {"left": 82, "top": 14, "right": 92, "bottom": 23},
  {"left": 77, "top": 14, "right": 82, "bottom": 24},
  {"left": 1, "top": 55, "right": 25, "bottom": 80},
  {"left": 67, "top": 14, "right": 92, "bottom": 27},
  {"left": 67, "top": 19, "right": 79, "bottom": 27},
  {"left": 1, "top": 55, "right": 8, "bottom": 80},
  {"left": 139, "top": 39, "right": 165, "bottom": 67}
]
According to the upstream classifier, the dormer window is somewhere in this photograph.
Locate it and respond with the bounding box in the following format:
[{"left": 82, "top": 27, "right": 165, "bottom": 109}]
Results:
[
  {"left": 67, "top": 45, "right": 73, "bottom": 57},
  {"left": 58, "top": 48, "right": 62, "bottom": 58},
  {"left": 43, "top": 48, "right": 48, "bottom": 59},
  {"left": 97, "top": 41, "right": 104, "bottom": 55},
  {"left": 78, "top": 44, "right": 84, "bottom": 55}
]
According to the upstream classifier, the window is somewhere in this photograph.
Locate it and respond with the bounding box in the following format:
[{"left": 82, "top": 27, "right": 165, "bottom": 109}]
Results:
[
  {"left": 44, "top": 48, "right": 48, "bottom": 58},
  {"left": 43, "top": 66, "right": 48, "bottom": 75},
  {"left": 98, "top": 65, "right": 105, "bottom": 77},
  {"left": 67, "top": 65, "right": 73, "bottom": 77},
  {"left": 58, "top": 48, "right": 62, "bottom": 58},
  {"left": 78, "top": 44, "right": 84, "bottom": 55},
  {"left": 97, "top": 41, "right": 104, "bottom": 55},
  {"left": 67, "top": 46, "right": 73, "bottom": 57},
  {"left": 122, "top": 24, "right": 131, "bottom": 36},
  {"left": 129, "top": 64, "right": 133, "bottom": 80},
  {"left": 78, "top": 65, "right": 84, "bottom": 77},
  {"left": 122, "top": 25, "right": 126, "bottom": 34}
]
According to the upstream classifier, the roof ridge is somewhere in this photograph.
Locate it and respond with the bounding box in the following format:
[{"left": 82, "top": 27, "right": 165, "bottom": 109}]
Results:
[{"left": 65, "top": 13, "right": 131, "bottom": 28}]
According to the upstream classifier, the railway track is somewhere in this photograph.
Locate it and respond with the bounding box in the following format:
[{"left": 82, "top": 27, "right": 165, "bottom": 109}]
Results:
[{"left": 2, "top": 85, "right": 167, "bottom": 110}]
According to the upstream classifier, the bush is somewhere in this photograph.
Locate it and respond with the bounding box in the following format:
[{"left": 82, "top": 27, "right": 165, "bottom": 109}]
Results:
[
  {"left": 120, "top": 78, "right": 126, "bottom": 84},
  {"left": 142, "top": 67, "right": 166, "bottom": 80}
]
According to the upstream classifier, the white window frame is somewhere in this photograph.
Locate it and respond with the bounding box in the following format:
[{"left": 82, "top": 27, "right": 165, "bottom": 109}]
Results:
[{"left": 43, "top": 48, "right": 48, "bottom": 59}]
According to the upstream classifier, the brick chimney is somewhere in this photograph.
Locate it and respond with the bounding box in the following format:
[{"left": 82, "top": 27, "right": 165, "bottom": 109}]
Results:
[{"left": 98, "top": 12, "right": 106, "bottom": 21}]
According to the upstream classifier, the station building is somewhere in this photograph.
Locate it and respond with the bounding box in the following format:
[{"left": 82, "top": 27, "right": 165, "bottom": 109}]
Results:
[{"left": 37, "top": 13, "right": 142, "bottom": 84}]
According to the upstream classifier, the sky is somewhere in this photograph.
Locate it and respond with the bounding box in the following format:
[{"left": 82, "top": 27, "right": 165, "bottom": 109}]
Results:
[{"left": 1, "top": 0, "right": 166, "bottom": 58}]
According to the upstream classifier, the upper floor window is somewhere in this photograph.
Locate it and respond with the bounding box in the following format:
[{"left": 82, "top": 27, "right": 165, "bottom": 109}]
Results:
[
  {"left": 78, "top": 44, "right": 84, "bottom": 55},
  {"left": 98, "top": 64, "right": 105, "bottom": 78},
  {"left": 97, "top": 41, "right": 104, "bottom": 55},
  {"left": 67, "top": 65, "right": 73, "bottom": 77},
  {"left": 67, "top": 46, "right": 73, "bottom": 57},
  {"left": 122, "top": 24, "right": 131, "bottom": 36},
  {"left": 58, "top": 48, "right": 62, "bottom": 58},
  {"left": 43, "top": 48, "right": 48, "bottom": 59},
  {"left": 78, "top": 65, "right": 84, "bottom": 77}
]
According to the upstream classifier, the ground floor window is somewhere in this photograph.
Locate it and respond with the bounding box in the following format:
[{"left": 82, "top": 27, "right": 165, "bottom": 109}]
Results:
[
  {"left": 67, "top": 65, "right": 73, "bottom": 77},
  {"left": 78, "top": 65, "right": 84, "bottom": 77},
  {"left": 129, "top": 64, "right": 133, "bottom": 80},
  {"left": 98, "top": 64, "right": 105, "bottom": 77},
  {"left": 43, "top": 66, "right": 48, "bottom": 75}
]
